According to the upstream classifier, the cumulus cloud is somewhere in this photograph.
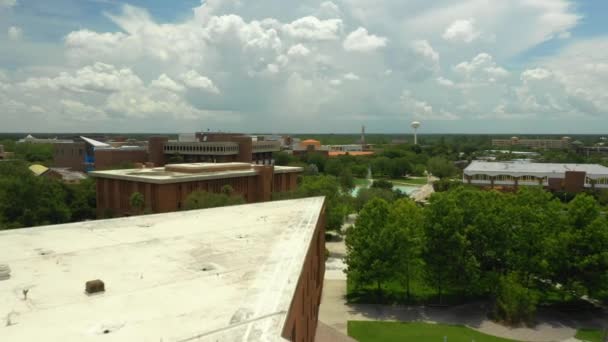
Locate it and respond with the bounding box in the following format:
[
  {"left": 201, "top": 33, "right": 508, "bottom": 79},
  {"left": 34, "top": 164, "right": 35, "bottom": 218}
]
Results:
[
  {"left": 0, "top": 0, "right": 602, "bottom": 132},
  {"left": 180, "top": 70, "right": 220, "bottom": 94},
  {"left": 442, "top": 19, "right": 480, "bottom": 43},
  {"left": 401, "top": 90, "right": 458, "bottom": 120},
  {"left": 8, "top": 26, "right": 22, "bottom": 41},
  {"left": 287, "top": 44, "right": 311, "bottom": 57},
  {"left": 454, "top": 53, "right": 509, "bottom": 82},
  {"left": 282, "top": 16, "right": 342, "bottom": 41},
  {"left": 150, "top": 74, "right": 185, "bottom": 93},
  {"left": 343, "top": 27, "right": 387, "bottom": 52}
]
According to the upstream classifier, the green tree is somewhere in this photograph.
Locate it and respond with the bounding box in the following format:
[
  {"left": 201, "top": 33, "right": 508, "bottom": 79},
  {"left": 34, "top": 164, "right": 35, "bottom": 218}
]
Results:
[
  {"left": 371, "top": 179, "right": 393, "bottom": 190},
  {"left": 184, "top": 191, "right": 245, "bottom": 210},
  {"left": 339, "top": 169, "right": 355, "bottom": 193},
  {"left": 0, "top": 162, "right": 71, "bottom": 229},
  {"left": 346, "top": 198, "right": 400, "bottom": 296},
  {"left": 388, "top": 199, "right": 424, "bottom": 301},
  {"left": 427, "top": 157, "right": 458, "bottom": 179},
  {"left": 273, "top": 151, "right": 294, "bottom": 166},
  {"left": 167, "top": 153, "right": 184, "bottom": 163},
  {"left": 129, "top": 192, "right": 145, "bottom": 214},
  {"left": 494, "top": 273, "right": 538, "bottom": 325},
  {"left": 423, "top": 191, "right": 479, "bottom": 303},
  {"left": 355, "top": 187, "right": 397, "bottom": 211}
]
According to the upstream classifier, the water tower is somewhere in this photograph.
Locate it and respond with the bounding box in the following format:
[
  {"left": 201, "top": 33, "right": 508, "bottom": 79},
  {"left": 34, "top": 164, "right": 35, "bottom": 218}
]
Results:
[{"left": 411, "top": 121, "right": 421, "bottom": 145}]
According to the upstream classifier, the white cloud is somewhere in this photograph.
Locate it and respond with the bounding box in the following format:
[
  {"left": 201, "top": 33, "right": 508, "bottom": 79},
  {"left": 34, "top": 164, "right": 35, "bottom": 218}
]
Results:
[
  {"left": 150, "top": 74, "right": 185, "bottom": 93},
  {"left": 343, "top": 72, "right": 360, "bottom": 80},
  {"left": 282, "top": 16, "right": 342, "bottom": 41},
  {"left": 442, "top": 19, "right": 480, "bottom": 43},
  {"left": 8, "top": 26, "right": 22, "bottom": 41},
  {"left": 180, "top": 70, "right": 220, "bottom": 94},
  {"left": 436, "top": 77, "right": 455, "bottom": 87},
  {"left": 454, "top": 53, "right": 509, "bottom": 81},
  {"left": 411, "top": 40, "right": 439, "bottom": 63},
  {"left": 287, "top": 44, "right": 311, "bottom": 57},
  {"left": 20, "top": 63, "right": 143, "bottom": 93},
  {"left": 343, "top": 27, "right": 387, "bottom": 52},
  {"left": 0, "top": 0, "right": 602, "bottom": 132},
  {"left": 401, "top": 90, "right": 459, "bottom": 120}
]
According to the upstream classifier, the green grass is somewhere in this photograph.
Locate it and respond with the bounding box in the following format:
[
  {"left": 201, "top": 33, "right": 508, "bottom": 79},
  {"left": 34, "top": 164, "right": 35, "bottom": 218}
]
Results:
[
  {"left": 575, "top": 328, "right": 604, "bottom": 342},
  {"left": 348, "top": 321, "right": 519, "bottom": 342}
]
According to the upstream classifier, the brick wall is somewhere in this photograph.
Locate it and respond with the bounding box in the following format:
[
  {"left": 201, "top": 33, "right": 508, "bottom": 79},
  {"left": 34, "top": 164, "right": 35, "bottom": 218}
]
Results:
[{"left": 281, "top": 201, "right": 326, "bottom": 342}]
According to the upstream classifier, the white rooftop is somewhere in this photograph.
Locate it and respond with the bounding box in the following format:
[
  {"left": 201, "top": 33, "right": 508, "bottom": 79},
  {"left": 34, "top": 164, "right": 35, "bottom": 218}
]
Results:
[
  {"left": 0, "top": 197, "right": 325, "bottom": 342},
  {"left": 89, "top": 163, "right": 302, "bottom": 184},
  {"left": 465, "top": 161, "right": 608, "bottom": 178}
]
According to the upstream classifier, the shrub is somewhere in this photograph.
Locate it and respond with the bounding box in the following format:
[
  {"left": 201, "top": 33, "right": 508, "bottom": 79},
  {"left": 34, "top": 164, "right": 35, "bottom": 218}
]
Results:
[{"left": 493, "top": 273, "right": 538, "bottom": 325}]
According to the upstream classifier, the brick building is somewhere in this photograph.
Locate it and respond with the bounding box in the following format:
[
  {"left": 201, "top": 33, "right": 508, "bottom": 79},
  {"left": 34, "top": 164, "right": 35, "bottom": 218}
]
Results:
[
  {"left": 464, "top": 161, "right": 608, "bottom": 192},
  {"left": 150, "top": 132, "right": 281, "bottom": 166},
  {"left": 491, "top": 136, "right": 572, "bottom": 150},
  {"left": 90, "top": 162, "right": 302, "bottom": 217},
  {"left": 0, "top": 197, "right": 328, "bottom": 342}
]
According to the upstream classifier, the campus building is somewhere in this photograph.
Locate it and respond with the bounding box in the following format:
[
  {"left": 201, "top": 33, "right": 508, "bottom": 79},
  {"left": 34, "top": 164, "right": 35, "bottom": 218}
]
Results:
[
  {"left": 150, "top": 132, "right": 281, "bottom": 166},
  {"left": 491, "top": 136, "right": 572, "bottom": 150},
  {"left": 464, "top": 161, "right": 608, "bottom": 192},
  {"left": 90, "top": 162, "right": 302, "bottom": 217},
  {"left": 53, "top": 137, "right": 148, "bottom": 172},
  {"left": 0, "top": 197, "right": 327, "bottom": 342}
]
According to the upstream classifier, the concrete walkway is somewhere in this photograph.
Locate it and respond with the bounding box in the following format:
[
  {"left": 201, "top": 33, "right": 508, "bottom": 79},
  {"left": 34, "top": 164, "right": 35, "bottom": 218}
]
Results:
[{"left": 320, "top": 237, "right": 607, "bottom": 342}]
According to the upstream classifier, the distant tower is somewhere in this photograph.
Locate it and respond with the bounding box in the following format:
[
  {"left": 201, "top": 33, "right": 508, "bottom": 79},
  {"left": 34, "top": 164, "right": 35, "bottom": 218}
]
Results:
[
  {"left": 411, "top": 121, "right": 421, "bottom": 145},
  {"left": 361, "top": 125, "right": 366, "bottom": 146}
]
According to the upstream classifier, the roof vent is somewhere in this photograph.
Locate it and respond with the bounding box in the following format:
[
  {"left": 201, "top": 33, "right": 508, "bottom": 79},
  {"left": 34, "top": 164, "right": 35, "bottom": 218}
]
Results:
[
  {"left": 0, "top": 264, "right": 10, "bottom": 281},
  {"left": 85, "top": 279, "right": 105, "bottom": 295}
]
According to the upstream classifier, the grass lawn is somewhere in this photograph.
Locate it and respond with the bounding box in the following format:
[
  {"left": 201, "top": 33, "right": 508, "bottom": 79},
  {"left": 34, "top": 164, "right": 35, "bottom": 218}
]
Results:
[
  {"left": 575, "top": 328, "right": 604, "bottom": 342},
  {"left": 348, "top": 321, "right": 519, "bottom": 342}
]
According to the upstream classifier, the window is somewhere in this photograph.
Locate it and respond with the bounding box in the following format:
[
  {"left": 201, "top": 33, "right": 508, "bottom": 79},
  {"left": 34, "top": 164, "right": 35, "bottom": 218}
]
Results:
[{"left": 520, "top": 175, "right": 536, "bottom": 182}]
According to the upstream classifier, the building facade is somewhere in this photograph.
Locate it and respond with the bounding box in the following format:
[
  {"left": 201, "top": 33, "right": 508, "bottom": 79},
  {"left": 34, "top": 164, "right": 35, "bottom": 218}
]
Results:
[
  {"left": 150, "top": 133, "right": 281, "bottom": 166},
  {"left": 0, "top": 197, "right": 327, "bottom": 342},
  {"left": 491, "top": 136, "right": 572, "bottom": 150},
  {"left": 90, "top": 162, "right": 302, "bottom": 217},
  {"left": 464, "top": 161, "right": 608, "bottom": 192}
]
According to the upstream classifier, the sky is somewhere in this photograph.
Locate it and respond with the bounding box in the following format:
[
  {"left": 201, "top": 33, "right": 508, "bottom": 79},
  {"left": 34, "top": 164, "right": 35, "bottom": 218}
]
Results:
[{"left": 1, "top": 0, "right": 607, "bottom": 134}]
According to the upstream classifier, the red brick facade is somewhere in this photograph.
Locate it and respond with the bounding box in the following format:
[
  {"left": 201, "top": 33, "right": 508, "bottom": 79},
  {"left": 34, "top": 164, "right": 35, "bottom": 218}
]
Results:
[
  {"left": 95, "top": 166, "right": 301, "bottom": 217},
  {"left": 282, "top": 201, "right": 326, "bottom": 342}
]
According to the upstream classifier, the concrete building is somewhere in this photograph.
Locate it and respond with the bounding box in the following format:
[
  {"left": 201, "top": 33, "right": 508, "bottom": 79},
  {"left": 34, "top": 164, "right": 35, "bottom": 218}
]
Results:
[
  {"left": 0, "top": 197, "right": 326, "bottom": 341},
  {"left": 90, "top": 162, "right": 302, "bottom": 217},
  {"left": 464, "top": 161, "right": 608, "bottom": 192},
  {"left": 491, "top": 136, "right": 572, "bottom": 150}
]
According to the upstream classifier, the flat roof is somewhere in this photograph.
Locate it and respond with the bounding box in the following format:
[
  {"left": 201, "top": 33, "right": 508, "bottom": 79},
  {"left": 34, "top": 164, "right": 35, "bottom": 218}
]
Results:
[
  {"left": 0, "top": 197, "right": 325, "bottom": 341},
  {"left": 89, "top": 163, "right": 303, "bottom": 184},
  {"left": 465, "top": 161, "right": 608, "bottom": 178}
]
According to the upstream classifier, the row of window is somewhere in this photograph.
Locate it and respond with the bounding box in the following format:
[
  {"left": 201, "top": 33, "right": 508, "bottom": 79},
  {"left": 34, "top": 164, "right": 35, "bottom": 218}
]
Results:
[
  {"left": 586, "top": 177, "right": 608, "bottom": 185},
  {"left": 56, "top": 149, "right": 84, "bottom": 156},
  {"left": 164, "top": 144, "right": 238, "bottom": 153},
  {"left": 469, "top": 174, "right": 547, "bottom": 182}
]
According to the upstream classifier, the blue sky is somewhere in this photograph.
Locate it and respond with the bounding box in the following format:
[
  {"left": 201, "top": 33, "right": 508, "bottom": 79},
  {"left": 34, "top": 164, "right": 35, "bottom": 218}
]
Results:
[{"left": 0, "top": 0, "right": 607, "bottom": 133}]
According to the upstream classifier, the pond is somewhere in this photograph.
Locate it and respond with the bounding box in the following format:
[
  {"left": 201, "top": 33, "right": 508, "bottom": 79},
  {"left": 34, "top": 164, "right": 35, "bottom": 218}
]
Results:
[{"left": 351, "top": 184, "right": 421, "bottom": 197}]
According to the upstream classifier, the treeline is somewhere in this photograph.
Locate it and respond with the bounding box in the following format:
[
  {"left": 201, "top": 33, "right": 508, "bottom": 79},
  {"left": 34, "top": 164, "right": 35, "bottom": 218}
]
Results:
[
  {"left": 346, "top": 187, "right": 608, "bottom": 324},
  {"left": 0, "top": 161, "right": 96, "bottom": 229},
  {"left": 275, "top": 143, "right": 461, "bottom": 181}
]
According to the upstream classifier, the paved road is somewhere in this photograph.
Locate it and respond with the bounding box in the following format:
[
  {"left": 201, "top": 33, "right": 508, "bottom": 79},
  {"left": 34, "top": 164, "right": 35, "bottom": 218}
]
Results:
[{"left": 319, "top": 239, "right": 607, "bottom": 342}]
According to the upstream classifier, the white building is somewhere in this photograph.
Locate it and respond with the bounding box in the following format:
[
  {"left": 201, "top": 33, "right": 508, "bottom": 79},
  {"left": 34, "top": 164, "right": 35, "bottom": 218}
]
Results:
[
  {"left": 0, "top": 198, "right": 327, "bottom": 342},
  {"left": 464, "top": 161, "right": 608, "bottom": 191}
]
